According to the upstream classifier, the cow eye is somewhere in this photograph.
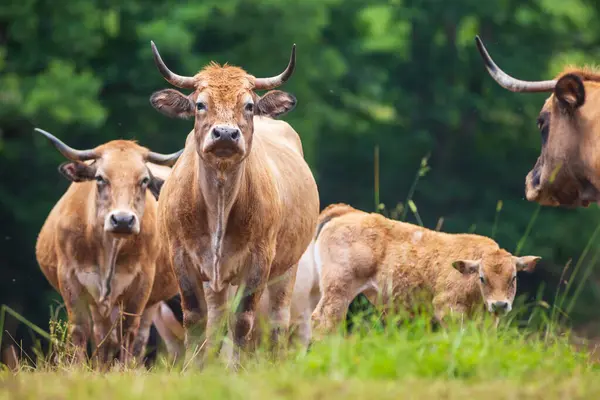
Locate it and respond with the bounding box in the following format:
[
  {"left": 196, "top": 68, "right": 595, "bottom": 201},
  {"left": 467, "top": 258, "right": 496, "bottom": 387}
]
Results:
[
  {"left": 141, "top": 177, "right": 150, "bottom": 186},
  {"left": 245, "top": 103, "right": 254, "bottom": 113},
  {"left": 95, "top": 175, "right": 106, "bottom": 185},
  {"left": 197, "top": 102, "right": 207, "bottom": 112},
  {"left": 479, "top": 276, "right": 485, "bottom": 284}
]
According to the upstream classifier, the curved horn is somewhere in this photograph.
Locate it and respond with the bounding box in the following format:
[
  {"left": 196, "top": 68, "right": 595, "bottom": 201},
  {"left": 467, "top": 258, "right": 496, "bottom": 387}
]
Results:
[
  {"left": 35, "top": 128, "right": 97, "bottom": 161},
  {"left": 254, "top": 44, "right": 296, "bottom": 90},
  {"left": 475, "top": 36, "right": 556, "bottom": 93},
  {"left": 151, "top": 41, "right": 196, "bottom": 89},
  {"left": 146, "top": 149, "right": 184, "bottom": 167}
]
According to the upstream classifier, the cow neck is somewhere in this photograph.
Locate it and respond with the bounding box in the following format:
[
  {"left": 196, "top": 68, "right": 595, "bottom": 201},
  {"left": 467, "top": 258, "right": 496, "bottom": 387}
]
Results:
[
  {"left": 98, "top": 236, "right": 123, "bottom": 316},
  {"left": 198, "top": 158, "right": 247, "bottom": 293}
]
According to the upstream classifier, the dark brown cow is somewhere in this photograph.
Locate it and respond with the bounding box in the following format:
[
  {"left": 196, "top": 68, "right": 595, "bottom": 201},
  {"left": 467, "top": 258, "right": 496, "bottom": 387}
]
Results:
[
  {"left": 476, "top": 35, "right": 600, "bottom": 207},
  {"left": 149, "top": 42, "right": 319, "bottom": 368},
  {"left": 35, "top": 129, "right": 182, "bottom": 365}
]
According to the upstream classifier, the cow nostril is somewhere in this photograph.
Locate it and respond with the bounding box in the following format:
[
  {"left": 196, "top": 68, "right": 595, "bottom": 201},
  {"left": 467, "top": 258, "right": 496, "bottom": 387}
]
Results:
[
  {"left": 493, "top": 301, "right": 508, "bottom": 311},
  {"left": 212, "top": 129, "right": 221, "bottom": 139},
  {"left": 110, "top": 214, "right": 119, "bottom": 227},
  {"left": 127, "top": 215, "right": 135, "bottom": 228},
  {"left": 231, "top": 130, "right": 240, "bottom": 140}
]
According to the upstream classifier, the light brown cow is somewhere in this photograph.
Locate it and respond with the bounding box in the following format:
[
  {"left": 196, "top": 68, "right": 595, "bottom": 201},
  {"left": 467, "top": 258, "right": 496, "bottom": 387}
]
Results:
[
  {"left": 34, "top": 129, "right": 182, "bottom": 365},
  {"left": 310, "top": 204, "right": 541, "bottom": 335},
  {"left": 149, "top": 42, "right": 319, "bottom": 367},
  {"left": 475, "top": 35, "right": 600, "bottom": 208}
]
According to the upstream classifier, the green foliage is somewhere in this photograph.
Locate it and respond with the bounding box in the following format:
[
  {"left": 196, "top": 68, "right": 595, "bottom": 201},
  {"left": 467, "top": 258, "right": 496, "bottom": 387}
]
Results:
[{"left": 3, "top": 0, "right": 600, "bottom": 352}]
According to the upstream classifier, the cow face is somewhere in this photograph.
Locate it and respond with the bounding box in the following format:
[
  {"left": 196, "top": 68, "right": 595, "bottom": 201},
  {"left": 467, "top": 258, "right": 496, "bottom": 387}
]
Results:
[
  {"left": 148, "top": 42, "right": 297, "bottom": 170},
  {"left": 475, "top": 36, "right": 600, "bottom": 208},
  {"left": 452, "top": 250, "right": 540, "bottom": 315},
  {"left": 36, "top": 129, "right": 182, "bottom": 236},
  {"left": 524, "top": 74, "right": 600, "bottom": 207}
]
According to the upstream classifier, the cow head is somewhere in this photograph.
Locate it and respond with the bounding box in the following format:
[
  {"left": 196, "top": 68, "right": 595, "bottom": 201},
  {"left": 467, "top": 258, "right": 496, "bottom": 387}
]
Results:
[
  {"left": 148, "top": 42, "right": 297, "bottom": 170},
  {"left": 36, "top": 128, "right": 182, "bottom": 236},
  {"left": 476, "top": 36, "right": 600, "bottom": 207},
  {"left": 452, "top": 250, "right": 540, "bottom": 315}
]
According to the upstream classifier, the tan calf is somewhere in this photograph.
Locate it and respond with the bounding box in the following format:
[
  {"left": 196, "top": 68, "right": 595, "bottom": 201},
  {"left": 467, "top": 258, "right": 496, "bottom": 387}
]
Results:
[
  {"left": 35, "top": 129, "right": 182, "bottom": 365},
  {"left": 311, "top": 204, "right": 541, "bottom": 335}
]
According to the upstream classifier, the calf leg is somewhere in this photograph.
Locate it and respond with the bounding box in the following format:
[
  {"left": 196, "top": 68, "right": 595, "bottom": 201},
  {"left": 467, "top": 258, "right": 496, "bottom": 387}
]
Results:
[{"left": 57, "top": 270, "right": 91, "bottom": 364}]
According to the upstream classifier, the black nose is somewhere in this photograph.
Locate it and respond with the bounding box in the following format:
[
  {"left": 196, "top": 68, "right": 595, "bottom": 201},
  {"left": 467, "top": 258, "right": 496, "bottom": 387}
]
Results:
[
  {"left": 109, "top": 212, "right": 136, "bottom": 232},
  {"left": 212, "top": 126, "right": 240, "bottom": 141},
  {"left": 492, "top": 301, "right": 509, "bottom": 311}
]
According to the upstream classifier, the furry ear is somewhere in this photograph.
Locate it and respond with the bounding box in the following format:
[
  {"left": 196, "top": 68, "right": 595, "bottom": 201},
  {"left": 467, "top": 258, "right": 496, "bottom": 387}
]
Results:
[
  {"left": 514, "top": 256, "right": 541, "bottom": 273},
  {"left": 58, "top": 162, "right": 96, "bottom": 182},
  {"left": 256, "top": 90, "right": 297, "bottom": 118},
  {"left": 148, "top": 175, "right": 165, "bottom": 200},
  {"left": 150, "top": 89, "right": 195, "bottom": 119},
  {"left": 554, "top": 74, "right": 585, "bottom": 110},
  {"left": 452, "top": 259, "right": 480, "bottom": 275}
]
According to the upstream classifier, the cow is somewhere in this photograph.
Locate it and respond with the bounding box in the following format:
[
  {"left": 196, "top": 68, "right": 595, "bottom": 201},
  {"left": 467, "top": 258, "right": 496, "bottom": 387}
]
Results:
[
  {"left": 34, "top": 128, "right": 183, "bottom": 366},
  {"left": 148, "top": 41, "right": 320, "bottom": 368},
  {"left": 310, "top": 204, "right": 541, "bottom": 336},
  {"left": 475, "top": 35, "right": 600, "bottom": 208}
]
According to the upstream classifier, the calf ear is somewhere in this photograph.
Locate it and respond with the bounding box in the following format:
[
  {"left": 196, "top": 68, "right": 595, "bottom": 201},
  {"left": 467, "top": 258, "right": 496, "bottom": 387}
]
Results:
[
  {"left": 555, "top": 74, "right": 585, "bottom": 110},
  {"left": 150, "top": 89, "right": 195, "bottom": 119},
  {"left": 256, "top": 90, "right": 297, "bottom": 118},
  {"left": 148, "top": 175, "right": 166, "bottom": 200},
  {"left": 58, "top": 162, "right": 96, "bottom": 182},
  {"left": 452, "top": 259, "right": 480, "bottom": 275},
  {"left": 514, "top": 256, "right": 541, "bottom": 273}
]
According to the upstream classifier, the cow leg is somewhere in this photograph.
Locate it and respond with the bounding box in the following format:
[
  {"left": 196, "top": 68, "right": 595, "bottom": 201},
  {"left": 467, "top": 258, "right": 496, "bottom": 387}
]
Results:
[
  {"left": 266, "top": 265, "right": 297, "bottom": 356},
  {"left": 57, "top": 270, "right": 91, "bottom": 364},
  {"left": 90, "top": 305, "right": 117, "bottom": 368},
  {"left": 135, "top": 303, "right": 160, "bottom": 365},
  {"left": 120, "top": 273, "right": 152, "bottom": 366},
  {"left": 201, "top": 284, "right": 229, "bottom": 363},
  {"left": 152, "top": 301, "right": 185, "bottom": 361},
  {"left": 173, "top": 248, "right": 207, "bottom": 363},
  {"left": 229, "top": 252, "right": 271, "bottom": 370}
]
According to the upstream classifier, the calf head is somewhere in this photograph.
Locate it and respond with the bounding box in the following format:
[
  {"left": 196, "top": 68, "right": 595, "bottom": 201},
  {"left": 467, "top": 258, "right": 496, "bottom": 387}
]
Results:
[
  {"left": 476, "top": 36, "right": 600, "bottom": 207},
  {"left": 452, "top": 249, "right": 540, "bottom": 315},
  {"left": 148, "top": 42, "right": 297, "bottom": 170},
  {"left": 36, "top": 128, "right": 182, "bottom": 236}
]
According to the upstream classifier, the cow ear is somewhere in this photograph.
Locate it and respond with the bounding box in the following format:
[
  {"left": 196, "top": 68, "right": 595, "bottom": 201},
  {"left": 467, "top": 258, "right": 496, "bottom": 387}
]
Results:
[
  {"left": 58, "top": 162, "right": 96, "bottom": 182},
  {"left": 514, "top": 256, "right": 541, "bottom": 273},
  {"left": 256, "top": 90, "right": 297, "bottom": 118},
  {"left": 452, "top": 259, "right": 480, "bottom": 275},
  {"left": 555, "top": 74, "right": 585, "bottom": 110},
  {"left": 150, "top": 89, "right": 195, "bottom": 119},
  {"left": 148, "top": 175, "right": 165, "bottom": 200}
]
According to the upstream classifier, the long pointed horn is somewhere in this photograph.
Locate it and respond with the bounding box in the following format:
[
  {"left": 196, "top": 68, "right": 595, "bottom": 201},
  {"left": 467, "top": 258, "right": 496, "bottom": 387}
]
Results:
[
  {"left": 475, "top": 36, "right": 556, "bottom": 93},
  {"left": 254, "top": 44, "right": 296, "bottom": 90},
  {"left": 146, "top": 149, "right": 184, "bottom": 167},
  {"left": 151, "top": 41, "right": 196, "bottom": 89},
  {"left": 35, "top": 128, "right": 97, "bottom": 161}
]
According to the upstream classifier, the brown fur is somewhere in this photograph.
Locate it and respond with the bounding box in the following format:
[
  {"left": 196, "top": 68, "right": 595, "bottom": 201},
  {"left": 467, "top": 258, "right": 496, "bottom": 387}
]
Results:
[
  {"left": 513, "top": 67, "right": 600, "bottom": 207},
  {"left": 310, "top": 204, "right": 540, "bottom": 336},
  {"left": 35, "top": 141, "right": 179, "bottom": 366},
  {"left": 152, "top": 61, "right": 319, "bottom": 367}
]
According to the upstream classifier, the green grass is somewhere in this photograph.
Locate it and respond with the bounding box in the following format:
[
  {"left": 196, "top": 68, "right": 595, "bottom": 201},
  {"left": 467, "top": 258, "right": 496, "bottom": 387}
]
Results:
[{"left": 2, "top": 315, "right": 600, "bottom": 399}]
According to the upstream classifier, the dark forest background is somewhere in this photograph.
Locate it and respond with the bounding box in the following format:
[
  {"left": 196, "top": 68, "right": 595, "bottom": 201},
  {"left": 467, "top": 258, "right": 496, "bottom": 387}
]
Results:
[{"left": 2, "top": 0, "right": 600, "bottom": 352}]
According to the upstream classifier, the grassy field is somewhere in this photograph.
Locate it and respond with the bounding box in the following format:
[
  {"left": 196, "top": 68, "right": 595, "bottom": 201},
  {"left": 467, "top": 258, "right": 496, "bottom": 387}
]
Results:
[{"left": 2, "top": 315, "right": 600, "bottom": 399}]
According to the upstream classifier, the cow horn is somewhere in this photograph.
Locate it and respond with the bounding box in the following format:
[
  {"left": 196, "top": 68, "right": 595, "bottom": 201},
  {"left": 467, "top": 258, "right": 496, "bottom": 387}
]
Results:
[
  {"left": 151, "top": 41, "right": 196, "bottom": 89},
  {"left": 35, "top": 128, "right": 97, "bottom": 161},
  {"left": 253, "top": 44, "right": 296, "bottom": 90},
  {"left": 475, "top": 36, "right": 556, "bottom": 93},
  {"left": 146, "top": 149, "right": 184, "bottom": 166}
]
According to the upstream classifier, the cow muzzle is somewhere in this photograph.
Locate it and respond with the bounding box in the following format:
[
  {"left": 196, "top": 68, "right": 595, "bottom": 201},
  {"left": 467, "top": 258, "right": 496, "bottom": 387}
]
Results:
[
  {"left": 104, "top": 210, "right": 140, "bottom": 235},
  {"left": 203, "top": 125, "right": 245, "bottom": 159},
  {"left": 487, "top": 300, "right": 511, "bottom": 315}
]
